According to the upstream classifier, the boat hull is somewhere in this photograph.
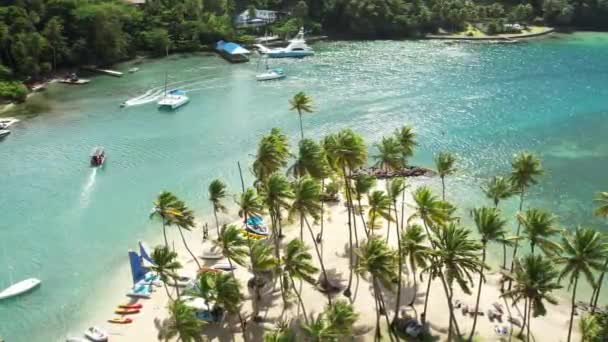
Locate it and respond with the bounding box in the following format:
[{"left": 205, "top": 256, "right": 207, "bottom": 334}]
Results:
[
  {"left": 267, "top": 51, "right": 314, "bottom": 58},
  {"left": 0, "top": 278, "right": 41, "bottom": 300}
]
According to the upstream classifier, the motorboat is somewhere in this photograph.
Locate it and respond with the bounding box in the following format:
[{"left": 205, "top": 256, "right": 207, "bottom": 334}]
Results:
[
  {"left": 0, "top": 130, "right": 10, "bottom": 139},
  {"left": 84, "top": 326, "right": 108, "bottom": 342},
  {"left": 0, "top": 117, "right": 19, "bottom": 129},
  {"left": 245, "top": 215, "right": 269, "bottom": 236},
  {"left": 256, "top": 68, "right": 285, "bottom": 81},
  {"left": 128, "top": 67, "right": 139, "bottom": 73},
  {"left": 257, "top": 28, "right": 314, "bottom": 58},
  {"left": 0, "top": 278, "right": 41, "bottom": 300},
  {"left": 90, "top": 147, "right": 105, "bottom": 167},
  {"left": 157, "top": 89, "right": 189, "bottom": 110}
]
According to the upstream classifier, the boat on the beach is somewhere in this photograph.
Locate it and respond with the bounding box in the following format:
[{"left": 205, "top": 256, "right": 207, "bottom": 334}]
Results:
[
  {"left": 256, "top": 28, "right": 314, "bottom": 58},
  {"left": 0, "top": 278, "right": 41, "bottom": 300},
  {"left": 157, "top": 89, "right": 189, "bottom": 110},
  {"left": 90, "top": 147, "right": 105, "bottom": 167},
  {"left": 127, "top": 284, "right": 152, "bottom": 299},
  {"left": 0, "top": 130, "right": 10, "bottom": 139},
  {"left": 84, "top": 326, "right": 108, "bottom": 342},
  {"left": 108, "top": 317, "right": 133, "bottom": 324},
  {"left": 59, "top": 73, "right": 90, "bottom": 85},
  {"left": 245, "top": 215, "right": 269, "bottom": 235}
]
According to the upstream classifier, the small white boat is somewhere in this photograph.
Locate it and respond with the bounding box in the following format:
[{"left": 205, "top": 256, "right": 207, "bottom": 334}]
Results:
[
  {"left": 84, "top": 326, "right": 108, "bottom": 342},
  {"left": 157, "top": 89, "right": 189, "bottom": 110},
  {"left": 128, "top": 67, "right": 139, "bottom": 73},
  {"left": 256, "top": 68, "right": 285, "bottom": 81},
  {"left": 0, "top": 130, "right": 10, "bottom": 139},
  {"left": 66, "top": 337, "right": 88, "bottom": 342},
  {"left": 211, "top": 262, "right": 236, "bottom": 271},
  {"left": 0, "top": 117, "right": 19, "bottom": 129},
  {"left": 0, "top": 278, "right": 41, "bottom": 300},
  {"left": 257, "top": 28, "right": 314, "bottom": 58}
]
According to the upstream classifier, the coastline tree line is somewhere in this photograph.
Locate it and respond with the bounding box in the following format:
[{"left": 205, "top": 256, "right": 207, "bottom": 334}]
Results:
[
  {"left": 147, "top": 91, "right": 608, "bottom": 341},
  {"left": 1, "top": 0, "right": 607, "bottom": 98}
]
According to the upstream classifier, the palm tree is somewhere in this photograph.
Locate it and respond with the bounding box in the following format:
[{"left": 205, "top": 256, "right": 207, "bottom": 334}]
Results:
[
  {"left": 208, "top": 179, "right": 228, "bottom": 237},
  {"left": 282, "top": 239, "right": 319, "bottom": 323},
  {"left": 430, "top": 223, "right": 482, "bottom": 341},
  {"left": 263, "top": 323, "right": 293, "bottom": 342},
  {"left": 151, "top": 191, "right": 181, "bottom": 247},
  {"left": 502, "top": 255, "right": 561, "bottom": 341},
  {"left": 289, "top": 91, "right": 314, "bottom": 140},
  {"left": 400, "top": 224, "right": 432, "bottom": 306},
  {"left": 482, "top": 176, "right": 515, "bottom": 208},
  {"left": 323, "top": 129, "right": 367, "bottom": 297},
  {"left": 157, "top": 299, "right": 205, "bottom": 342},
  {"left": 468, "top": 207, "right": 507, "bottom": 341},
  {"left": 355, "top": 237, "right": 398, "bottom": 341},
  {"left": 385, "top": 178, "right": 407, "bottom": 327},
  {"left": 367, "top": 190, "right": 393, "bottom": 234},
  {"left": 213, "top": 272, "right": 247, "bottom": 337},
  {"left": 518, "top": 208, "right": 562, "bottom": 255},
  {"left": 172, "top": 199, "right": 202, "bottom": 269},
  {"left": 353, "top": 174, "right": 376, "bottom": 236},
  {"left": 215, "top": 224, "right": 249, "bottom": 271},
  {"left": 591, "top": 192, "right": 608, "bottom": 312},
  {"left": 150, "top": 245, "right": 182, "bottom": 300},
  {"left": 556, "top": 227, "right": 606, "bottom": 342},
  {"left": 434, "top": 151, "right": 456, "bottom": 201},
  {"left": 325, "top": 300, "right": 359, "bottom": 337},
  {"left": 509, "top": 152, "right": 544, "bottom": 281},
  {"left": 250, "top": 240, "right": 278, "bottom": 319},
  {"left": 253, "top": 128, "right": 291, "bottom": 184},
  {"left": 373, "top": 136, "right": 403, "bottom": 171},
  {"left": 237, "top": 188, "right": 265, "bottom": 228},
  {"left": 289, "top": 138, "right": 331, "bottom": 180},
  {"left": 301, "top": 313, "right": 337, "bottom": 341},
  {"left": 289, "top": 177, "right": 336, "bottom": 296},
  {"left": 259, "top": 173, "right": 294, "bottom": 241},
  {"left": 394, "top": 125, "right": 417, "bottom": 229}
]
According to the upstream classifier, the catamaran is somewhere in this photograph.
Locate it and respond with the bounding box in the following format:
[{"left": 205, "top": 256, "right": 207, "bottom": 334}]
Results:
[
  {"left": 0, "top": 278, "right": 41, "bottom": 300},
  {"left": 157, "top": 73, "right": 189, "bottom": 110},
  {"left": 256, "top": 27, "right": 314, "bottom": 58},
  {"left": 256, "top": 58, "right": 286, "bottom": 81}
]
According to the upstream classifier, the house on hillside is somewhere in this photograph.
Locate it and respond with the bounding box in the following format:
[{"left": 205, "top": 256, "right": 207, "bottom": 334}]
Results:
[
  {"left": 123, "top": 0, "right": 146, "bottom": 6},
  {"left": 234, "top": 8, "right": 286, "bottom": 28}
]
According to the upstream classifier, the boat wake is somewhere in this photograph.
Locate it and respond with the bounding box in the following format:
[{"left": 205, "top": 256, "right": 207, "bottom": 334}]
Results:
[
  {"left": 122, "top": 76, "right": 219, "bottom": 107},
  {"left": 80, "top": 168, "right": 97, "bottom": 207}
]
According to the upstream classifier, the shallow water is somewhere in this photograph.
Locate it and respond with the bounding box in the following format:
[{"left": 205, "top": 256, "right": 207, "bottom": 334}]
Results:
[{"left": 1, "top": 32, "right": 608, "bottom": 341}]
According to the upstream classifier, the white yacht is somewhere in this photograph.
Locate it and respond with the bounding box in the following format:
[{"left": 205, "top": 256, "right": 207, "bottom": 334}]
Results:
[
  {"left": 257, "top": 27, "right": 314, "bottom": 58},
  {"left": 157, "top": 89, "right": 189, "bottom": 110}
]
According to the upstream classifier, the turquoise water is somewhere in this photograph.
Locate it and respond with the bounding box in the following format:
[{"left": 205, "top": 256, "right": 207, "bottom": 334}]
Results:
[{"left": 1, "top": 32, "right": 608, "bottom": 341}]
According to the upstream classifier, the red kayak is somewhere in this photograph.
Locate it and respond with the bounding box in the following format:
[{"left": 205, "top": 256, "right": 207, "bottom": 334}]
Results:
[
  {"left": 118, "top": 303, "right": 143, "bottom": 309},
  {"left": 108, "top": 317, "right": 133, "bottom": 324},
  {"left": 115, "top": 308, "right": 140, "bottom": 315}
]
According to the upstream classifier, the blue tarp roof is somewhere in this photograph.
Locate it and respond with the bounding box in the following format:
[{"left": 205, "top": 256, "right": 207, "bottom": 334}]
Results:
[{"left": 216, "top": 40, "right": 250, "bottom": 55}]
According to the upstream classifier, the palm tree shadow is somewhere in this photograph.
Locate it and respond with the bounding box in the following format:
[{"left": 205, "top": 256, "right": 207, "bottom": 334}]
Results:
[{"left": 202, "top": 319, "right": 241, "bottom": 342}]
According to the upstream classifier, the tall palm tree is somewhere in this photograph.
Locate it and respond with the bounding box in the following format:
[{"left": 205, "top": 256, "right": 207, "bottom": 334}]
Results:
[
  {"left": 289, "top": 91, "right": 314, "bottom": 140},
  {"left": 237, "top": 188, "right": 265, "bottom": 228},
  {"left": 355, "top": 237, "right": 398, "bottom": 342},
  {"left": 353, "top": 174, "right": 376, "bottom": 236},
  {"left": 385, "top": 178, "right": 407, "bottom": 327},
  {"left": 325, "top": 300, "right": 359, "bottom": 337},
  {"left": 215, "top": 224, "right": 249, "bottom": 271},
  {"left": 509, "top": 152, "right": 543, "bottom": 280},
  {"left": 156, "top": 299, "right": 205, "bottom": 342},
  {"left": 394, "top": 125, "right": 417, "bottom": 230},
  {"left": 400, "top": 224, "right": 432, "bottom": 306},
  {"left": 289, "top": 138, "right": 331, "bottom": 180},
  {"left": 367, "top": 190, "right": 393, "bottom": 233},
  {"left": 482, "top": 176, "right": 515, "bottom": 208},
  {"left": 591, "top": 192, "right": 608, "bottom": 311},
  {"left": 150, "top": 245, "right": 182, "bottom": 300},
  {"left": 518, "top": 208, "right": 561, "bottom": 255},
  {"left": 373, "top": 136, "right": 403, "bottom": 171},
  {"left": 253, "top": 128, "right": 291, "bottom": 184},
  {"left": 172, "top": 199, "right": 202, "bottom": 269},
  {"left": 434, "top": 151, "right": 456, "bottom": 201},
  {"left": 468, "top": 207, "right": 507, "bottom": 341},
  {"left": 259, "top": 173, "right": 294, "bottom": 241},
  {"left": 301, "top": 313, "right": 337, "bottom": 341},
  {"left": 556, "top": 227, "right": 606, "bottom": 342},
  {"left": 502, "top": 255, "right": 561, "bottom": 341},
  {"left": 151, "top": 191, "right": 181, "bottom": 247},
  {"left": 430, "top": 223, "right": 482, "bottom": 341},
  {"left": 282, "top": 239, "right": 319, "bottom": 323},
  {"left": 250, "top": 240, "right": 278, "bottom": 319},
  {"left": 323, "top": 129, "right": 367, "bottom": 297},
  {"left": 208, "top": 179, "right": 228, "bottom": 237},
  {"left": 213, "top": 272, "right": 247, "bottom": 338},
  {"left": 289, "top": 177, "right": 336, "bottom": 296}
]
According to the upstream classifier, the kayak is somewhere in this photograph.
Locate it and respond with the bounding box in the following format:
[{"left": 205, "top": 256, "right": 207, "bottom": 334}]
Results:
[
  {"left": 115, "top": 308, "right": 140, "bottom": 315},
  {"left": 0, "top": 278, "right": 41, "bottom": 300},
  {"left": 108, "top": 317, "right": 133, "bottom": 324},
  {"left": 118, "top": 303, "right": 143, "bottom": 309}
]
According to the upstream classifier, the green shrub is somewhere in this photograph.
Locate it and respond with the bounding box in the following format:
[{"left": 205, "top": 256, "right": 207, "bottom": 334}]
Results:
[{"left": 0, "top": 81, "right": 28, "bottom": 103}]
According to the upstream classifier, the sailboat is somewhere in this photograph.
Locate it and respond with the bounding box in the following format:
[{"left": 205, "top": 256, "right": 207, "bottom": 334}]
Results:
[
  {"left": 157, "top": 72, "right": 189, "bottom": 110},
  {"left": 256, "top": 57, "right": 286, "bottom": 81}
]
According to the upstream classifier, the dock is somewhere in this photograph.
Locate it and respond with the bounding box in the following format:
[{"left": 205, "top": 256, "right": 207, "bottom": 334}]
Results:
[
  {"left": 82, "top": 66, "right": 124, "bottom": 77},
  {"left": 58, "top": 78, "right": 91, "bottom": 85}
]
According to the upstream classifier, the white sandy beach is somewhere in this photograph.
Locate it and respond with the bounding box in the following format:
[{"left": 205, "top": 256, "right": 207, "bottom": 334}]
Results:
[{"left": 72, "top": 180, "right": 580, "bottom": 342}]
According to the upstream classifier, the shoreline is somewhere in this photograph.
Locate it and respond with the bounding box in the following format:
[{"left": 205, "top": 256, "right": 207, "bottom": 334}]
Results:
[
  {"left": 426, "top": 27, "right": 556, "bottom": 41},
  {"left": 73, "top": 180, "right": 581, "bottom": 341}
]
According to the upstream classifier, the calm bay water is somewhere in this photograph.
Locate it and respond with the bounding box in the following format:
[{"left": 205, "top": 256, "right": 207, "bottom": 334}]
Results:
[{"left": 1, "top": 32, "right": 608, "bottom": 341}]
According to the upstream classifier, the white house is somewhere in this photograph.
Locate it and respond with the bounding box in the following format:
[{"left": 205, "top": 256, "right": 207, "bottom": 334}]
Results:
[{"left": 234, "top": 8, "right": 281, "bottom": 27}]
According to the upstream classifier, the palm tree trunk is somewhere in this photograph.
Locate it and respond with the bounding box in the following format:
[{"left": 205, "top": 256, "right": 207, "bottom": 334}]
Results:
[
  {"left": 227, "top": 258, "right": 249, "bottom": 342},
  {"left": 527, "top": 299, "right": 532, "bottom": 342},
  {"left": 386, "top": 202, "right": 391, "bottom": 244},
  {"left": 393, "top": 202, "right": 403, "bottom": 327},
  {"left": 421, "top": 271, "right": 432, "bottom": 324},
  {"left": 468, "top": 245, "right": 486, "bottom": 341},
  {"left": 372, "top": 279, "right": 382, "bottom": 342},
  {"left": 509, "top": 189, "right": 525, "bottom": 290},
  {"left": 298, "top": 111, "right": 304, "bottom": 140},
  {"left": 163, "top": 280, "right": 174, "bottom": 301},
  {"left": 447, "top": 282, "right": 454, "bottom": 341},
  {"left": 290, "top": 274, "right": 309, "bottom": 324},
  {"left": 530, "top": 242, "right": 535, "bottom": 255},
  {"left": 319, "top": 179, "right": 325, "bottom": 242},
  {"left": 270, "top": 208, "right": 288, "bottom": 310},
  {"left": 520, "top": 297, "right": 528, "bottom": 338},
  {"left": 304, "top": 216, "right": 332, "bottom": 304},
  {"left": 213, "top": 209, "right": 221, "bottom": 237},
  {"left": 400, "top": 176, "right": 406, "bottom": 231},
  {"left": 162, "top": 219, "right": 169, "bottom": 247},
  {"left": 567, "top": 276, "right": 579, "bottom": 342},
  {"left": 409, "top": 263, "right": 418, "bottom": 306},
  {"left": 357, "top": 198, "right": 370, "bottom": 237},
  {"left": 591, "top": 258, "right": 608, "bottom": 313},
  {"left": 177, "top": 226, "right": 202, "bottom": 269},
  {"left": 441, "top": 176, "right": 446, "bottom": 201},
  {"left": 342, "top": 166, "right": 355, "bottom": 298},
  {"left": 300, "top": 216, "right": 304, "bottom": 242}
]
